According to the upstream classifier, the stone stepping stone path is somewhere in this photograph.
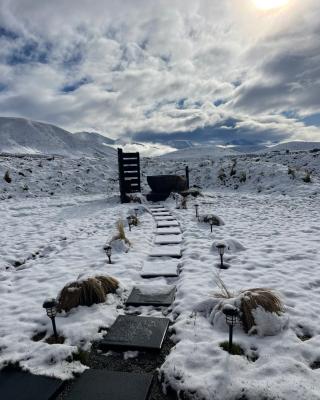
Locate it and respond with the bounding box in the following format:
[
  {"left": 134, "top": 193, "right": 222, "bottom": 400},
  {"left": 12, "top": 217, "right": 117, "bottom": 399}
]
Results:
[
  {"left": 99, "top": 315, "right": 170, "bottom": 351},
  {"left": 154, "top": 215, "right": 176, "bottom": 221},
  {"left": 0, "top": 369, "right": 63, "bottom": 400},
  {"left": 149, "top": 245, "right": 181, "bottom": 258},
  {"left": 154, "top": 234, "right": 182, "bottom": 245},
  {"left": 156, "top": 227, "right": 181, "bottom": 235},
  {"left": 59, "top": 202, "right": 182, "bottom": 400},
  {"left": 157, "top": 220, "right": 179, "bottom": 227},
  {"left": 126, "top": 285, "right": 176, "bottom": 307},
  {"left": 65, "top": 370, "right": 153, "bottom": 400},
  {"left": 141, "top": 260, "right": 180, "bottom": 278}
]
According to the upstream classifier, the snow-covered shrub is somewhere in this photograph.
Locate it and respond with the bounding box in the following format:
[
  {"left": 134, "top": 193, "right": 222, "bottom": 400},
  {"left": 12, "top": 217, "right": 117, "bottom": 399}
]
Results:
[
  {"left": 212, "top": 238, "right": 246, "bottom": 253},
  {"left": 200, "top": 214, "right": 225, "bottom": 226},
  {"left": 57, "top": 275, "right": 119, "bottom": 312},
  {"left": 239, "top": 171, "right": 247, "bottom": 183},
  {"left": 303, "top": 171, "right": 311, "bottom": 183},
  {"left": 208, "top": 277, "right": 287, "bottom": 336},
  {"left": 217, "top": 168, "right": 226, "bottom": 182},
  {"left": 288, "top": 167, "right": 295, "bottom": 179}
]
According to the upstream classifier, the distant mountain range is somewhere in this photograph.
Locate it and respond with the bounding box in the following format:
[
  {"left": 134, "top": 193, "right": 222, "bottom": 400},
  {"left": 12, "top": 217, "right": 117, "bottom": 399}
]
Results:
[
  {"left": 1, "top": 116, "right": 320, "bottom": 158},
  {"left": 0, "top": 117, "right": 116, "bottom": 158}
]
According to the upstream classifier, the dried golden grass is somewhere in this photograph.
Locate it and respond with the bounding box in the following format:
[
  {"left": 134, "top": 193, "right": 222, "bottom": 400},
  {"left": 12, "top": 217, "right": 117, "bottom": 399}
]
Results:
[
  {"left": 239, "top": 288, "right": 283, "bottom": 333},
  {"left": 58, "top": 275, "right": 119, "bottom": 312},
  {"left": 214, "top": 276, "right": 284, "bottom": 334},
  {"left": 116, "top": 220, "right": 126, "bottom": 240}
]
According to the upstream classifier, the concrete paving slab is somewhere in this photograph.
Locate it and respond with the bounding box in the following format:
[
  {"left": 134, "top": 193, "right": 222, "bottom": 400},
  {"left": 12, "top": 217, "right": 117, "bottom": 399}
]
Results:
[
  {"left": 99, "top": 315, "right": 170, "bottom": 351},
  {"left": 65, "top": 370, "right": 153, "bottom": 400}
]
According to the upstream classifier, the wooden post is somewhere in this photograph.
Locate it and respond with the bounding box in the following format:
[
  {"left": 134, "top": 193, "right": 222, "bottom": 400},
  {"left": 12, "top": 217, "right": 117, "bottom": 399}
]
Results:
[
  {"left": 118, "top": 148, "right": 126, "bottom": 203},
  {"left": 185, "top": 166, "right": 189, "bottom": 189}
]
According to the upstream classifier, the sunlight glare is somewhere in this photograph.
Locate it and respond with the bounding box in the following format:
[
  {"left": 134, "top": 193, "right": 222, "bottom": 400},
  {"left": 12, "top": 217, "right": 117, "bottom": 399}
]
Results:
[{"left": 253, "top": 0, "right": 289, "bottom": 10}]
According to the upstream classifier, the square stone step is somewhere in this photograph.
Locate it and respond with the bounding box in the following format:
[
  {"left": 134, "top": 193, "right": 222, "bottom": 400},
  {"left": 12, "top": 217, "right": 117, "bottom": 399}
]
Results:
[
  {"left": 155, "top": 227, "right": 181, "bottom": 235},
  {"left": 149, "top": 205, "right": 164, "bottom": 209},
  {"left": 154, "top": 235, "right": 182, "bottom": 245},
  {"left": 154, "top": 215, "right": 176, "bottom": 221},
  {"left": 149, "top": 245, "right": 181, "bottom": 258},
  {"left": 0, "top": 370, "right": 63, "bottom": 400},
  {"left": 99, "top": 315, "right": 170, "bottom": 351},
  {"left": 157, "top": 220, "right": 179, "bottom": 227},
  {"left": 152, "top": 212, "right": 172, "bottom": 216},
  {"left": 141, "top": 260, "right": 180, "bottom": 277},
  {"left": 65, "top": 370, "right": 153, "bottom": 400},
  {"left": 126, "top": 285, "right": 176, "bottom": 307}
]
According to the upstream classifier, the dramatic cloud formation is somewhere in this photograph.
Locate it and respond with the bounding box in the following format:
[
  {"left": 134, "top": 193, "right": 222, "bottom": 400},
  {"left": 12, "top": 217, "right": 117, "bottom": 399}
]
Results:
[{"left": 0, "top": 0, "right": 319, "bottom": 145}]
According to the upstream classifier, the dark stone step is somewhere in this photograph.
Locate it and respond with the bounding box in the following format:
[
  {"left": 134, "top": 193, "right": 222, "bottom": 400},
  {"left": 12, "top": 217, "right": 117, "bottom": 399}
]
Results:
[
  {"left": 64, "top": 370, "right": 153, "bottom": 400},
  {"left": 0, "top": 369, "right": 63, "bottom": 400},
  {"left": 126, "top": 286, "right": 176, "bottom": 307},
  {"left": 98, "top": 315, "right": 170, "bottom": 352}
]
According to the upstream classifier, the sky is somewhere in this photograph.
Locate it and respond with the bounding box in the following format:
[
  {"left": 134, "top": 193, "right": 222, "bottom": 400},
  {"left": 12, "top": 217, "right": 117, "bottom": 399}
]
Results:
[{"left": 0, "top": 0, "right": 320, "bottom": 148}]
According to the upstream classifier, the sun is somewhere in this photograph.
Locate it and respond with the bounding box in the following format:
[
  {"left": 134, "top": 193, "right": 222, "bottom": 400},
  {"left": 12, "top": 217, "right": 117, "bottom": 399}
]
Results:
[{"left": 253, "top": 0, "right": 289, "bottom": 10}]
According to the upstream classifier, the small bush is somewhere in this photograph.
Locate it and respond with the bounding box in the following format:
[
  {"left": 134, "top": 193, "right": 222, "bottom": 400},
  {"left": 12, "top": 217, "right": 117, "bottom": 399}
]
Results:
[
  {"left": 288, "top": 167, "right": 295, "bottom": 179},
  {"left": 4, "top": 170, "right": 11, "bottom": 183},
  {"left": 239, "top": 171, "right": 247, "bottom": 183},
  {"left": 57, "top": 275, "right": 119, "bottom": 312},
  {"left": 71, "top": 348, "right": 90, "bottom": 366},
  {"left": 303, "top": 171, "right": 311, "bottom": 183},
  {"left": 131, "top": 215, "right": 139, "bottom": 226},
  {"left": 181, "top": 197, "right": 187, "bottom": 209},
  {"left": 218, "top": 168, "right": 226, "bottom": 182}
]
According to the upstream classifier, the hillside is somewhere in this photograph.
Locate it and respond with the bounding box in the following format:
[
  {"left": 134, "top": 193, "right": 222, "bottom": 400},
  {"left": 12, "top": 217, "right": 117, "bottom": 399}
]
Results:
[{"left": 0, "top": 117, "right": 116, "bottom": 158}]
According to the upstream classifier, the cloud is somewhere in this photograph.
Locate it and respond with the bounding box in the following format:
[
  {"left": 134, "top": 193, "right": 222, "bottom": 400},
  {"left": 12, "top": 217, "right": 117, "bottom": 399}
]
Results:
[{"left": 0, "top": 0, "right": 319, "bottom": 145}]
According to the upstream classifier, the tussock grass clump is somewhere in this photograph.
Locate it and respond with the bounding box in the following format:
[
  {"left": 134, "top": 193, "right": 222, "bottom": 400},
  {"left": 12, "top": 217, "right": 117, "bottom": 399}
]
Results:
[
  {"left": 111, "top": 220, "right": 131, "bottom": 246},
  {"left": 239, "top": 288, "right": 283, "bottom": 333},
  {"left": 58, "top": 275, "right": 119, "bottom": 312},
  {"left": 214, "top": 275, "right": 284, "bottom": 334},
  {"left": 116, "top": 220, "right": 126, "bottom": 240}
]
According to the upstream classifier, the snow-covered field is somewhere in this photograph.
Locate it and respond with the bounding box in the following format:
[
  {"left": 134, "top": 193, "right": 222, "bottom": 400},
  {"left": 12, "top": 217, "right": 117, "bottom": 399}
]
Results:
[{"left": 1, "top": 149, "right": 320, "bottom": 399}]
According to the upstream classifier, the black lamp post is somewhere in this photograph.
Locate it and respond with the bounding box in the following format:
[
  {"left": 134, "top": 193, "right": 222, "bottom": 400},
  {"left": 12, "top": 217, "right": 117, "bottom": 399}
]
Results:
[
  {"left": 127, "top": 216, "right": 133, "bottom": 231},
  {"left": 43, "top": 298, "right": 58, "bottom": 341},
  {"left": 104, "top": 244, "right": 112, "bottom": 264},
  {"left": 216, "top": 243, "right": 226, "bottom": 268},
  {"left": 194, "top": 204, "right": 199, "bottom": 219},
  {"left": 222, "top": 306, "right": 239, "bottom": 352},
  {"left": 209, "top": 217, "right": 214, "bottom": 233}
]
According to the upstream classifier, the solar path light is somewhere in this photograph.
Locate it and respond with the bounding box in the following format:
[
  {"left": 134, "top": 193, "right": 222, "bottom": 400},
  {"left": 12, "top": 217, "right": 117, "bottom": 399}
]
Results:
[
  {"left": 127, "top": 215, "right": 134, "bottom": 231},
  {"left": 222, "top": 306, "right": 239, "bottom": 352},
  {"left": 216, "top": 243, "right": 226, "bottom": 268},
  {"left": 104, "top": 244, "right": 112, "bottom": 264},
  {"left": 194, "top": 203, "right": 199, "bottom": 219},
  {"left": 43, "top": 298, "right": 58, "bottom": 342},
  {"left": 209, "top": 217, "right": 215, "bottom": 233}
]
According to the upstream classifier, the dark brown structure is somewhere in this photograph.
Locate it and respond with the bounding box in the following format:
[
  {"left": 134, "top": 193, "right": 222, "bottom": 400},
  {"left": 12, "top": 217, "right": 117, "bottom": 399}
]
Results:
[{"left": 118, "top": 148, "right": 141, "bottom": 203}]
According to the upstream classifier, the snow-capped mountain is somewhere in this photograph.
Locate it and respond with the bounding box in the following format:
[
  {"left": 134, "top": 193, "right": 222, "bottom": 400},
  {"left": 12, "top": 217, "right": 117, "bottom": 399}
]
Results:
[
  {"left": 158, "top": 144, "right": 237, "bottom": 160},
  {"left": 265, "top": 141, "right": 320, "bottom": 152},
  {"left": 0, "top": 117, "right": 116, "bottom": 158}
]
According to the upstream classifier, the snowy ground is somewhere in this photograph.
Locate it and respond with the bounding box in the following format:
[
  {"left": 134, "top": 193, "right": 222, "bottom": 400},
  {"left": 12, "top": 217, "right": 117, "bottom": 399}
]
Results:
[{"left": 1, "top": 150, "right": 320, "bottom": 399}]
